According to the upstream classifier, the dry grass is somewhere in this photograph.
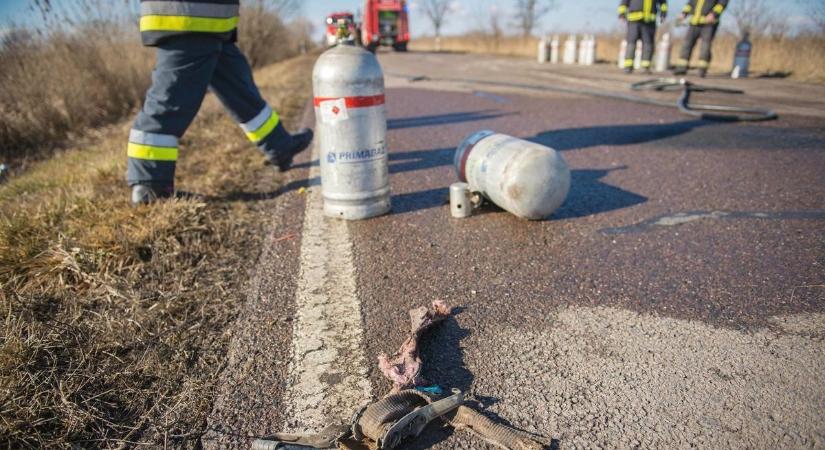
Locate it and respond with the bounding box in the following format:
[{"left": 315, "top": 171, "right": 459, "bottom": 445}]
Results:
[
  {"left": 0, "top": 28, "right": 153, "bottom": 163},
  {"left": 411, "top": 32, "right": 825, "bottom": 83},
  {"left": 0, "top": 54, "right": 316, "bottom": 449}
]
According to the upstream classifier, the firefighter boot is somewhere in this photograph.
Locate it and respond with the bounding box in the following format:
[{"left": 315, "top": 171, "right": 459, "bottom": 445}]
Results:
[
  {"left": 131, "top": 184, "right": 174, "bottom": 206},
  {"left": 273, "top": 128, "right": 314, "bottom": 172},
  {"left": 698, "top": 68, "right": 708, "bottom": 78}
]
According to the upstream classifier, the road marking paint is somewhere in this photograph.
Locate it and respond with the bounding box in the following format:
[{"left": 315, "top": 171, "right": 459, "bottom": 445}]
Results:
[
  {"left": 601, "top": 209, "right": 825, "bottom": 234},
  {"left": 283, "top": 143, "right": 372, "bottom": 432}
]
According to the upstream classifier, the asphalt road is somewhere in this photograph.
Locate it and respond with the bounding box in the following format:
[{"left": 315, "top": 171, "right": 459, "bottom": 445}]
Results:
[{"left": 205, "top": 52, "right": 825, "bottom": 449}]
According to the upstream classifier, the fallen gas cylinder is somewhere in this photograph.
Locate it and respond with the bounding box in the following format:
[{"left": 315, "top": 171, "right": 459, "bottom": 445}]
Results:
[
  {"left": 453, "top": 131, "right": 571, "bottom": 220},
  {"left": 252, "top": 302, "right": 547, "bottom": 450}
]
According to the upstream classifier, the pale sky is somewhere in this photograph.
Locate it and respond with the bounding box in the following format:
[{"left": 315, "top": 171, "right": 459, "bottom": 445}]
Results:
[{"left": 1, "top": 0, "right": 818, "bottom": 37}]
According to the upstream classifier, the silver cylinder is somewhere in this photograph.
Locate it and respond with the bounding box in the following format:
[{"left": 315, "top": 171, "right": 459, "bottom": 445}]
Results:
[
  {"left": 655, "top": 33, "right": 671, "bottom": 72},
  {"left": 450, "top": 182, "right": 473, "bottom": 218},
  {"left": 731, "top": 38, "right": 751, "bottom": 79},
  {"left": 312, "top": 44, "right": 391, "bottom": 220},
  {"left": 563, "top": 35, "right": 577, "bottom": 64},
  {"left": 454, "top": 131, "right": 571, "bottom": 220},
  {"left": 537, "top": 38, "right": 549, "bottom": 64},
  {"left": 550, "top": 36, "right": 560, "bottom": 64},
  {"left": 618, "top": 40, "right": 627, "bottom": 69}
]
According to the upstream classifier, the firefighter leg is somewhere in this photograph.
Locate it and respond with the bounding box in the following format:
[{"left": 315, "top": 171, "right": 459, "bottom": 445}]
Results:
[
  {"left": 128, "top": 35, "right": 221, "bottom": 192},
  {"left": 641, "top": 23, "right": 656, "bottom": 71},
  {"left": 624, "top": 21, "right": 641, "bottom": 70},
  {"left": 697, "top": 23, "right": 719, "bottom": 75},
  {"left": 209, "top": 42, "right": 311, "bottom": 169},
  {"left": 674, "top": 25, "right": 701, "bottom": 73}
]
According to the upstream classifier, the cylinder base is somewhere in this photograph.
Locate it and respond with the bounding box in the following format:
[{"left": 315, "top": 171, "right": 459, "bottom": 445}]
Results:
[{"left": 324, "top": 196, "right": 391, "bottom": 220}]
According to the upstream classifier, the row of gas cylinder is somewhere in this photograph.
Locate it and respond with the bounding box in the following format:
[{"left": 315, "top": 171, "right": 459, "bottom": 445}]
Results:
[
  {"left": 313, "top": 41, "right": 570, "bottom": 221},
  {"left": 539, "top": 33, "right": 752, "bottom": 78},
  {"left": 538, "top": 35, "right": 598, "bottom": 66}
]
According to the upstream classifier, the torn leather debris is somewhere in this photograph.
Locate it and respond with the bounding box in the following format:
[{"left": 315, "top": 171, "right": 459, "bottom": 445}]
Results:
[{"left": 251, "top": 301, "right": 547, "bottom": 450}]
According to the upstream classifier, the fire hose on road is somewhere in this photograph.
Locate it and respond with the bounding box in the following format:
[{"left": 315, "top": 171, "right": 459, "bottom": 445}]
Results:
[{"left": 630, "top": 77, "right": 778, "bottom": 122}]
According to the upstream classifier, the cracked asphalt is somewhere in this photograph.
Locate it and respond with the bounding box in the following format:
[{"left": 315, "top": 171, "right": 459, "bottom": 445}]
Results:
[{"left": 207, "top": 52, "right": 825, "bottom": 449}]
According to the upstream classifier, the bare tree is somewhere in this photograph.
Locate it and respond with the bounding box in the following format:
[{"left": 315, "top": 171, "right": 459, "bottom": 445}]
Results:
[
  {"left": 728, "top": 0, "right": 771, "bottom": 37},
  {"left": 423, "top": 0, "right": 452, "bottom": 39},
  {"left": 513, "top": 0, "right": 556, "bottom": 38}
]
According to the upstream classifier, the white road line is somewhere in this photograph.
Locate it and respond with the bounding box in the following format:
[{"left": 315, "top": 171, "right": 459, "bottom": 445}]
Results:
[{"left": 283, "top": 143, "right": 372, "bottom": 433}]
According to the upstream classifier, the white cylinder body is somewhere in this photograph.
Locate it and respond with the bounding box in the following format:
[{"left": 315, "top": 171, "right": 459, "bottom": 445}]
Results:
[
  {"left": 732, "top": 39, "right": 751, "bottom": 78},
  {"left": 537, "top": 38, "right": 549, "bottom": 64},
  {"left": 454, "top": 131, "right": 571, "bottom": 220},
  {"left": 313, "top": 44, "right": 391, "bottom": 220},
  {"left": 655, "top": 33, "right": 671, "bottom": 72},
  {"left": 634, "top": 42, "right": 643, "bottom": 69},
  {"left": 578, "top": 36, "right": 588, "bottom": 65},
  {"left": 550, "top": 36, "right": 560, "bottom": 63},
  {"left": 618, "top": 40, "right": 627, "bottom": 68},
  {"left": 563, "top": 35, "right": 577, "bottom": 64},
  {"left": 587, "top": 37, "right": 597, "bottom": 65}
]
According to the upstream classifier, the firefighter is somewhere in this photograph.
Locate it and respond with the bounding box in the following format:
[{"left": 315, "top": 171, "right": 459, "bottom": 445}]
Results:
[
  {"left": 673, "top": 0, "right": 729, "bottom": 77},
  {"left": 128, "top": 0, "right": 313, "bottom": 205},
  {"left": 619, "top": 0, "right": 668, "bottom": 74}
]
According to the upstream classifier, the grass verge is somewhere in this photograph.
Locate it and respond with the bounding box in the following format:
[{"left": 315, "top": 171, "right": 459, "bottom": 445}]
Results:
[{"left": 0, "top": 54, "right": 316, "bottom": 449}]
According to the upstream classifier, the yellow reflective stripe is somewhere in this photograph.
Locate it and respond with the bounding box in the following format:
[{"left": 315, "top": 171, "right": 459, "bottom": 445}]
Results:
[
  {"left": 618, "top": 5, "right": 628, "bottom": 14},
  {"left": 675, "top": 58, "right": 689, "bottom": 66},
  {"left": 624, "top": 59, "right": 634, "bottom": 67},
  {"left": 245, "top": 111, "right": 280, "bottom": 142},
  {"left": 644, "top": 0, "right": 653, "bottom": 15},
  {"left": 641, "top": 60, "right": 652, "bottom": 67},
  {"left": 712, "top": 3, "right": 724, "bottom": 14},
  {"left": 661, "top": 3, "right": 668, "bottom": 12},
  {"left": 692, "top": 0, "right": 705, "bottom": 24},
  {"left": 627, "top": 11, "right": 644, "bottom": 20},
  {"left": 697, "top": 59, "right": 709, "bottom": 68},
  {"left": 128, "top": 143, "right": 178, "bottom": 161},
  {"left": 140, "top": 15, "right": 239, "bottom": 33},
  {"left": 682, "top": 4, "right": 692, "bottom": 12}
]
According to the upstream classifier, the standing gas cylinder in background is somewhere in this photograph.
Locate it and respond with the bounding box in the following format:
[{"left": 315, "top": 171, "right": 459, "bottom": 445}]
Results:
[
  {"left": 313, "top": 41, "right": 390, "bottom": 220},
  {"left": 655, "top": 32, "right": 671, "bottom": 72},
  {"left": 537, "top": 36, "right": 549, "bottom": 64},
  {"left": 618, "top": 40, "right": 627, "bottom": 69},
  {"left": 454, "top": 131, "right": 571, "bottom": 220},
  {"left": 633, "top": 41, "right": 643, "bottom": 69},
  {"left": 731, "top": 32, "right": 751, "bottom": 79},
  {"left": 563, "top": 35, "right": 577, "bottom": 64},
  {"left": 587, "top": 35, "right": 598, "bottom": 65},
  {"left": 550, "top": 35, "right": 560, "bottom": 63},
  {"left": 578, "top": 35, "right": 589, "bottom": 65}
]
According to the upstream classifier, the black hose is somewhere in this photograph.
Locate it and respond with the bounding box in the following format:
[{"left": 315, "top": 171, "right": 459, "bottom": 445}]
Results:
[{"left": 631, "top": 77, "right": 777, "bottom": 122}]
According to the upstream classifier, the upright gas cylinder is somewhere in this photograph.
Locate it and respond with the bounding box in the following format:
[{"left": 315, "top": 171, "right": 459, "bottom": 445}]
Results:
[
  {"left": 655, "top": 32, "right": 671, "bottom": 72},
  {"left": 563, "top": 35, "right": 577, "bottom": 64},
  {"left": 313, "top": 41, "right": 390, "bottom": 220},
  {"left": 537, "top": 36, "right": 549, "bottom": 64},
  {"left": 578, "top": 35, "right": 589, "bottom": 65},
  {"left": 454, "top": 131, "right": 571, "bottom": 220},
  {"left": 731, "top": 33, "right": 751, "bottom": 79},
  {"left": 618, "top": 40, "right": 627, "bottom": 69},
  {"left": 633, "top": 41, "right": 643, "bottom": 69},
  {"left": 550, "top": 35, "right": 560, "bottom": 63}
]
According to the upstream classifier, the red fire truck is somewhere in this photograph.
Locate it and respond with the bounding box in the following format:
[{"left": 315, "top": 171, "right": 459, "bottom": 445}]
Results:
[
  {"left": 360, "top": 0, "right": 410, "bottom": 52},
  {"left": 324, "top": 12, "right": 357, "bottom": 47}
]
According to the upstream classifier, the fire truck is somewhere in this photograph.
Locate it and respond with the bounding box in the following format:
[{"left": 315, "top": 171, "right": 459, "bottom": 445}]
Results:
[
  {"left": 324, "top": 12, "right": 357, "bottom": 47},
  {"left": 360, "top": 0, "right": 410, "bottom": 52}
]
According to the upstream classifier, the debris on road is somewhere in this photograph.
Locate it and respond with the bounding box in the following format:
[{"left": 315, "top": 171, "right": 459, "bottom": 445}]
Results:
[
  {"left": 454, "top": 131, "right": 571, "bottom": 220},
  {"left": 378, "top": 300, "right": 451, "bottom": 392},
  {"left": 253, "top": 301, "right": 546, "bottom": 449}
]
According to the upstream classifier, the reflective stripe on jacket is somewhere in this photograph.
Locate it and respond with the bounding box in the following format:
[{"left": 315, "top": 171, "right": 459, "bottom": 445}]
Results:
[
  {"left": 618, "top": 0, "right": 668, "bottom": 23},
  {"left": 139, "top": 0, "right": 240, "bottom": 46},
  {"left": 681, "top": 0, "right": 727, "bottom": 25}
]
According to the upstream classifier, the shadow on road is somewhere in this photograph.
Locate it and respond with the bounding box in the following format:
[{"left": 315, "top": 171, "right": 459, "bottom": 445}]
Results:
[
  {"left": 553, "top": 167, "right": 648, "bottom": 219},
  {"left": 388, "top": 110, "right": 515, "bottom": 130},
  {"left": 529, "top": 119, "right": 712, "bottom": 151}
]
